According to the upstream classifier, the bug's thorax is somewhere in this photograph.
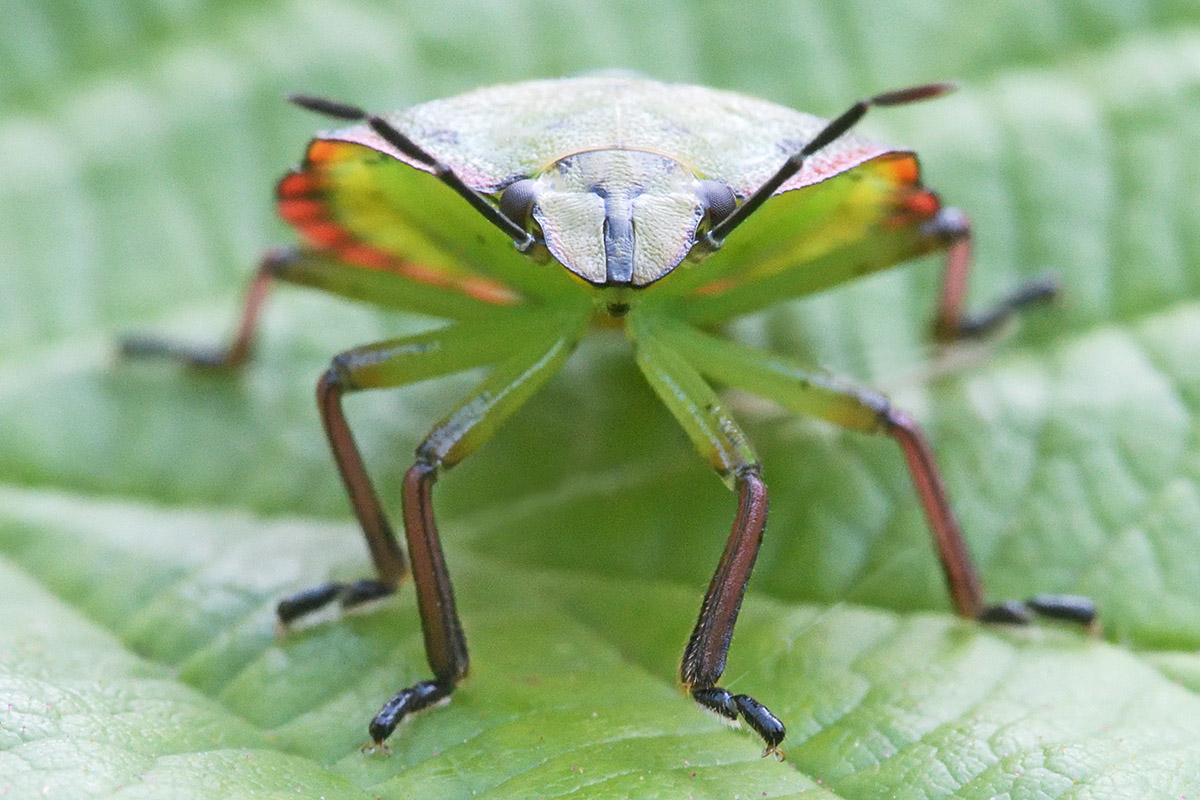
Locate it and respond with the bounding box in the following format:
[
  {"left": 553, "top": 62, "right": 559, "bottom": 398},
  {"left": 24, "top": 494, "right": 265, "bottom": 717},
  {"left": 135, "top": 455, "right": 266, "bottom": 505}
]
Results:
[{"left": 519, "top": 149, "right": 710, "bottom": 290}]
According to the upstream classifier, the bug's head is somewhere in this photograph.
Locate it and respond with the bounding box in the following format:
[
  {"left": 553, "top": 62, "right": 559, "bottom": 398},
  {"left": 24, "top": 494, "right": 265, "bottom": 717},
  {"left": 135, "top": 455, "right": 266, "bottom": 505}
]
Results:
[{"left": 499, "top": 149, "right": 735, "bottom": 288}]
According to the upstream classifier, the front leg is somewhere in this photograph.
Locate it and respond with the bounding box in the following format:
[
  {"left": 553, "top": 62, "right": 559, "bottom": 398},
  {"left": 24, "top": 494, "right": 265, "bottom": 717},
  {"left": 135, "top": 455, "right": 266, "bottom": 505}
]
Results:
[
  {"left": 684, "top": 467, "right": 786, "bottom": 756},
  {"left": 629, "top": 310, "right": 786, "bottom": 757},
  {"left": 364, "top": 311, "right": 588, "bottom": 750},
  {"left": 277, "top": 315, "right": 539, "bottom": 624},
  {"left": 364, "top": 460, "right": 464, "bottom": 747}
]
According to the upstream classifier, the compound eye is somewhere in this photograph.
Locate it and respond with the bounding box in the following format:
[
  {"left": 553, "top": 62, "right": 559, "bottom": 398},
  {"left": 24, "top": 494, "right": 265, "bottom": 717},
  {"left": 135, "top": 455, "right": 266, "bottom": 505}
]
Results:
[
  {"left": 698, "top": 179, "right": 737, "bottom": 226},
  {"left": 499, "top": 178, "right": 538, "bottom": 228}
]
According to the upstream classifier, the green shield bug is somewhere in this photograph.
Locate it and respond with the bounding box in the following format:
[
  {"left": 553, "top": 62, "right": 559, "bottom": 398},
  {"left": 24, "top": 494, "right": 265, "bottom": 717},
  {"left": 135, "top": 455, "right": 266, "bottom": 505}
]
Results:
[{"left": 124, "top": 76, "right": 1096, "bottom": 757}]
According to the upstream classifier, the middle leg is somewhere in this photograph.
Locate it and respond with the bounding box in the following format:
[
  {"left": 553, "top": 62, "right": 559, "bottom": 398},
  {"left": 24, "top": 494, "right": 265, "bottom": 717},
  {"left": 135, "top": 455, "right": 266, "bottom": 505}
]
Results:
[
  {"left": 278, "top": 312, "right": 547, "bottom": 625},
  {"left": 655, "top": 317, "right": 1096, "bottom": 627}
]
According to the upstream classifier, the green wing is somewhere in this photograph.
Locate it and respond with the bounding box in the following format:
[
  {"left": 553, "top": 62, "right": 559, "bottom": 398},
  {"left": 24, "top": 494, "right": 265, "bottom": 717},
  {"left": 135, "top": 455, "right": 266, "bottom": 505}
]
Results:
[
  {"left": 278, "top": 137, "right": 582, "bottom": 305},
  {"left": 652, "top": 153, "right": 948, "bottom": 324}
]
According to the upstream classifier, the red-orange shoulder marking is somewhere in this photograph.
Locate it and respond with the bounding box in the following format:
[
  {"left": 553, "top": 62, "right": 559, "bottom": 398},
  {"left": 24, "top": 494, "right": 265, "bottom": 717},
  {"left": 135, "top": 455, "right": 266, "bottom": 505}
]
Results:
[{"left": 274, "top": 143, "right": 521, "bottom": 307}]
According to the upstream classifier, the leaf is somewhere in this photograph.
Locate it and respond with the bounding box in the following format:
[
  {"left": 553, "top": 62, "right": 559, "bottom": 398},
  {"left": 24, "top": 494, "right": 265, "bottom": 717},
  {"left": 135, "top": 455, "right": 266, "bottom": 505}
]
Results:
[{"left": 3, "top": 2, "right": 1200, "bottom": 798}]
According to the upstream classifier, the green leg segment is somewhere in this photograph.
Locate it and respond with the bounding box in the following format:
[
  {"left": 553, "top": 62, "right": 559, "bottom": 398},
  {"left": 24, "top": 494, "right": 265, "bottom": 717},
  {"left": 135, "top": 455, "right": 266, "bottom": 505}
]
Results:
[
  {"left": 654, "top": 316, "right": 1096, "bottom": 627},
  {"left": 120, "top": 246, "right": 526, "bottom": 368},
  {"left": 627, "top": 308, "right": 786, "bottom": 757},
  {"left": 676, "top": 205, "right": 1058, "bottom": 342},
  {"left": 362, "top": 307, "right": 591, "bottom": 751}
]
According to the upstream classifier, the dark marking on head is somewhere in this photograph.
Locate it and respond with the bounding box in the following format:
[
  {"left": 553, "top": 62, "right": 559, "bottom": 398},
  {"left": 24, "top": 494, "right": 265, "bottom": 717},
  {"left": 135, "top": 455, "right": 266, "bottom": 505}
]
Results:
[{"left": 606, "top": 301, "right": 631, "bottom": 316}]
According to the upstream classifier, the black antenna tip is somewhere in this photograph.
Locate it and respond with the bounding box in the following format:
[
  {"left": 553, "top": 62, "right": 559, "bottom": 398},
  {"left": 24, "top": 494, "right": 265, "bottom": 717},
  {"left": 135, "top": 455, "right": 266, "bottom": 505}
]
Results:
[
  {"left": 871, "top": 82, "right": 958, "bottom": 107},
  {"left": 287, "top": 93, "right": 367, "bottom": 121}
]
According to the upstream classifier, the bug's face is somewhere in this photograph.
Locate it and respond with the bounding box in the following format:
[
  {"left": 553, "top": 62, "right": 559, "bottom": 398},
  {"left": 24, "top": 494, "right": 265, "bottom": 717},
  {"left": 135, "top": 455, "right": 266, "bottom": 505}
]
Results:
[{"left": 499, "top": 150, "right": 736, "bottom": 288}]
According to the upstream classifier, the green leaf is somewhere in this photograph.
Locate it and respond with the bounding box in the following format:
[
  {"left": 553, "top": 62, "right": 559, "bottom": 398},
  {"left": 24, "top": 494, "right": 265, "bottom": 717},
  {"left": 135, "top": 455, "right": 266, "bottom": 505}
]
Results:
[{"left": 3, "top": 2, "right": 1200, "bottom": 798}]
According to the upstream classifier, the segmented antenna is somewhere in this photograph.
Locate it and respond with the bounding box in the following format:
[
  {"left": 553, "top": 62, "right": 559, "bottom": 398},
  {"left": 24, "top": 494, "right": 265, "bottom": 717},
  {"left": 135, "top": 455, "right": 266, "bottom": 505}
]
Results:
[
  {"left": 288, "top": 93, "right": 535, "bottom": 251},
  {"left": 702, "top": 82, "right": 956, "bottom": 250}
]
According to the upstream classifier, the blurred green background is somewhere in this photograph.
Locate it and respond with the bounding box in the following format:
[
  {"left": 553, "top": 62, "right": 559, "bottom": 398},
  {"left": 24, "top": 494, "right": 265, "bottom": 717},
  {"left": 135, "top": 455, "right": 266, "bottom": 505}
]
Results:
[{"left": 2, "top": 2, "right": 1200, "bottom": 798}]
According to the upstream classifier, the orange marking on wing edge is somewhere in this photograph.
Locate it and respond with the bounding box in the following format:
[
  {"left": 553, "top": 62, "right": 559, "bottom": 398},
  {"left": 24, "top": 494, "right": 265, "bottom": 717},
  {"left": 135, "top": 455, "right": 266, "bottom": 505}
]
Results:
[
  {"left": 278, "top": 198, "right": 327, "bottom": 224},
  {"left": 883, "top": 187, "right": 943, "bottom": 230},
  {"left": 307, "top": 140, "right": 343, "bottom": 164},
  {"left": 294, "top": 225, "right": 522, "bottom": 307},
  {"left": 400, "top": 262, "right": 454, "bottom": 286},
  {"left": 338, "top": 242, "right": 396, "bottom": 270},
  {"left": 278, "top": 172, "right": 322, "bottom": 198},
  {"left": 299, "top": 220, "right": 352, "bottom": 248},
  {"left": 882, "top": 154, "right": 921, "bottom": 184},
  {"left": 338, "top": 243, "right": 521, "bottom": 306},
  {"left": 275, "top": 143, "right": 522, "bottom": 307},
  {"left": 902, "top": 190, "right": 941, "bottom": 218},
  {"left": 461, "top": 277, "right": 521, "bottom": 305}
]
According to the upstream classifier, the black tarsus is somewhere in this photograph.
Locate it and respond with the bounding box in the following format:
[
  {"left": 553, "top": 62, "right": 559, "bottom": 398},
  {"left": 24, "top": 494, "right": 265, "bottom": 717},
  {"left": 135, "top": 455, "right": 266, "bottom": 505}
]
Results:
[
  {"left": 979, "top": 594, "right": 1097, "bottom": 627},
  {"left": 953, "top": 275, "right": 1061, "bottom": 339},
  {"left": 1027, "top": 594, "right": 1098, "bottom": 626},
  {"left": 691, "top": 687, "right": 786, "bottom": 757},
  {"left": 692, "top": 686, "right": 739, "bottom": 720},
  {"left": 276, "top": 579, "right": 397, "bottom": 625},
  {"left": 367, "top": 679, "right": 454, "bottom": 751},
  {"left": 732, "top": 694, "right": 785, "bottom": 755},
  {"left": 277, "top": 583, "right": 343, "bottom": 624}
]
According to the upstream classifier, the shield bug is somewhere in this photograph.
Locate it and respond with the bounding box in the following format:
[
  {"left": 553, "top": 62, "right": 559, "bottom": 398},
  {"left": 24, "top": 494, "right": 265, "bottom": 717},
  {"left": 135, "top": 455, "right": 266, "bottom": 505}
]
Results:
[{"left": 123, "top": 76, "right": 1096, "bottom": 757}]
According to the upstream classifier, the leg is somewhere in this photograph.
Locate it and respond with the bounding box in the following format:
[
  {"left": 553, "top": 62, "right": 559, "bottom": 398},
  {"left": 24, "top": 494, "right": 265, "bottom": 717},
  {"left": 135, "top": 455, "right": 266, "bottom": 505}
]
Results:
[
  {"left": 366, "top": 312, "right": 589, "bottom": 750},
  {"left": 120, "top": 246, "right": 522, "bottom": 369},
  {"left": 278, "top": 311, "right": 559, "bottom": 624},
  {"left": 686, "top": 469, "right": 786, "bottom": 755},
  {"left": 363, "top": 461, "right": 464, "bottom": 748},
  {"left": 627, "top": 309, "right": 786, "bottom": 757},
  {"left": 926, "top": 208, "right": 1060, "bottom": 342},
  {"left": 655, "top": 317, "right": 1096, "bottom": 626},
  {"left": 121, "top": 247, "right": 285, "bottom": 368}
]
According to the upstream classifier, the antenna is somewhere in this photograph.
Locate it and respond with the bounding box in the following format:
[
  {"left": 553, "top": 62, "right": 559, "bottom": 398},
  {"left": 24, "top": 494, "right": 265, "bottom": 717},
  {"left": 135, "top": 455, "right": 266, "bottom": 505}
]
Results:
[
  {"left": 701, "top": 82, "right": 956, "bottom": 250},
  {"left": 288, "top": 93, "right": 535, "bottom": 251}
]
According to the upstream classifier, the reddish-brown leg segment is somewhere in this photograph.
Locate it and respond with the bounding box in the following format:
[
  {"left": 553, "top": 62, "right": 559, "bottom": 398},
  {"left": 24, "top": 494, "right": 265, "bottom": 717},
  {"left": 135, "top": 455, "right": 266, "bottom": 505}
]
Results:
[
  {"left": 364, "top": 461, "right": 467, "bottom": 748},
  {"left": 273, "top": 368, "right": 412, "bottom": 624},
  {"left": 683, "top": 467, "right": 786, "bottom": 755},
  {"left": 629, "top": 312, "right": 787, "bottom": 755},
  {"left": 886, "top": 405, "right": 1095, "bottom": 626},
  {"left": 120, "top": 248, "right": 285, "bottom": 368},
  {"left": 681, "top": 468, "right": 770, "bottom": 689},
  {"left": 884, "top": 408, "right": 984, "bottom": 617},
  {"left": 120, "top": 245, "right": 521, "bottom": 371},
  {"left": 277, "top": 313, "right": 556, "bottom": 625}
]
